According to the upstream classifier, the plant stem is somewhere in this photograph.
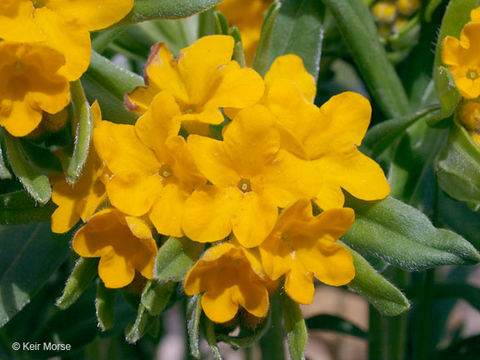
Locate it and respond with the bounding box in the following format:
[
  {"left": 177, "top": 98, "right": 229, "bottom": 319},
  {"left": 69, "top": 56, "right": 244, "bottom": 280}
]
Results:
[{"left": 416, "top": 269, "right": 435, "bottom": 360}]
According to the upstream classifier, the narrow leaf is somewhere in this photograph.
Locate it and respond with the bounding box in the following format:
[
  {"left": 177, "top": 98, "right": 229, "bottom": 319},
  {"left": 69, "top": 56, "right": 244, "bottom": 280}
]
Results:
[
  {"left": 3, "top": 131, "right": 51, "bottom": 204},
  {"left": 322, "top": 0, "right": 409, "bottom": 118},
  {"left": 432, "top": 67, "right": 460, "bottom": 124},
  {"left": 65, "top": 80, "right": 93, "bottom": 184},
  {"left": 96, "top": 281, "right": 116, "bottom": 331},
  {"left": 187, "top": 294, "right": 202, "bottom": 359},
  {"left": 140, "top": 280, "right": 175, "bottom": 316},
  {"left": 204, "top": 317, "right": 222, "bottom": 360},
  {"left": 154, "top": 237, "right": 204, "bottom": 282},
  {"left": 280, "top": 291, "right": 307, "bottom": 360},
  {"left": 345, "top": 245, "right": 409, "bottom": 316},
  {"left": 56, "top": 257, "right": 99, "bottom": 310},
  {"left": 343, "top": 196, "right": 480, "bottom": 271},
  {"left": 268, "top": 0, "right": 325, "bottom": 81},
  {"left": 125, "top": 304, "right": 156, "bottom": 344},
  {"left": 436, "top": 121, "right": 480, "bottom": 210},
  {"left": 362, "top": 106, "right": 440, "bottom": 158},
  {"left": 0, "top": 223, "right": 70, "bottom": 327},
  {"left": 252, "top": 2, "right": 281, "bottom": 76},
  {"left": 86, "top": 51, "right": 144, "bottom": 101},
  {"left": 305, "top": 314, "right": 367, "bottom": 339},
  {"left": 115, "top": 0, "right": 222, "bottom": 27},
  {"left": 20, "top": 140, "right": 62, "bottom": 174},
  {"left": 0, "top": 135, "right": 11, "bottom": 179},
  {"left": 0, "top": 190, "right": 55, "bottom": 225}
]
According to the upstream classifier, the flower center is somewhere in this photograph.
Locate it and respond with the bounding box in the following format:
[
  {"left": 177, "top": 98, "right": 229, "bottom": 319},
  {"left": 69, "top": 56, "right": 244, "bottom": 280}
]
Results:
[
  {"left": 159, "top": 164, "right": 173, "bottom": 179},
  {"left": 466, "top": 69, "right": 479, "bottom": 80},
  {"left": 32, "top": 0, "right": 46, "bottom": 8},
  {"left": 12, "top": 61, "right": 25, "bottom": 75},
  {"left": 237, "top": 178, "right": 252, "bottom": 193}
]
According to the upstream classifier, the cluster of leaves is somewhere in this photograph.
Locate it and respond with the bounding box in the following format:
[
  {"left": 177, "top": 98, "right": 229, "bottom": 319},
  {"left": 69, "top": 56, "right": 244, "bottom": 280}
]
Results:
[{"left": 1, "top": 0, "right": 480, "bottom": 359}]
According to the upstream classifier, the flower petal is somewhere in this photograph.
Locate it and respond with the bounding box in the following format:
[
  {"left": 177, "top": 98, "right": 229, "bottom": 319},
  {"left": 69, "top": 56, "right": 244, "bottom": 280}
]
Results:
[
  {"left": 202, "top": 288, "right": 238, "bottom": 323},
  {"left": 232, "top": 192, "right": 277, "bottom": 248},
  {"left": 149, "top": 183, "right": 187, "bottom": 237},
  {"left": 183, "top": 186, "right": 241, "bottom": 243},
  {"left": 223, "top": 105, "right": 280, "bottom": 176},
  {"left": 284, "top": 266, "right": 315, "bottom": 304},
  {"left": 188, "top": 135, "right": 239, "bottom": 187},
  {"left": 45, "top": 0, "right": 134, "bottom": 31},
  {"left": 107, "top": 172, "right": 163, "bottom": 217},
  {"left": 265, "top": 54, "right": 316, "bottom": 102},
  {"left": 98, "top": 250, "right": 135, "bottom": 288}
]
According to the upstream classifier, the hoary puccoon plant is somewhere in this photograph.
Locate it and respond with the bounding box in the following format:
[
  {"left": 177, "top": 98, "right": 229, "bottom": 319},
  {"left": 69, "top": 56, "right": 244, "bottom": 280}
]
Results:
[{"left": 1, "top": 1, "right": 480, "bottom": 359}]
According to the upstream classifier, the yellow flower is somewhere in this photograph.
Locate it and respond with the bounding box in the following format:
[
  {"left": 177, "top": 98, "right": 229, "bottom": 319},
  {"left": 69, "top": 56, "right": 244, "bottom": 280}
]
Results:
[
  {"left": 396, "top": 0, "right": 420, "bottom": 17},
  {"left": 263, "top": 56, "right": 390, "bottom": 210},
  {"left": 73, "top": 208, "right": 158, "bottom": 289},
  {"left": 472, "top": 7, "right": 480, "bottom": 23},
  {"left": 125, "top": 36, "right": 265, "bottom": 131},
  {"left": 216, "top": 0, "right": 272, "bottom": 64},
  {"left": 0, "top": 0, "right": 134, "bottom": 80},
  {"left": 183, "top": 105, "right": 322, "bottom": 248},
  {"left": 0, "top": 42, "right": 70, "bottom": 137},
  {"left": 184, "top": 242, "right": 269, "bottom": 323},
  {"left": 372, "top": 1, "right": 397, "bottom": 24},
  {"left": 51, "top": 102, "right": 108, "bottom": 233},
  {"left": 259, "top": 199, "right": 355, "bottom": 304},
  {"left": 442, "top": 22, "right": 480, "bottom": 99},
  {"left": 458, "top": 101, "right": 480, "bottom": 147},
  {"left": 94, "top": 92, "right": 205, "bottom": 237}
]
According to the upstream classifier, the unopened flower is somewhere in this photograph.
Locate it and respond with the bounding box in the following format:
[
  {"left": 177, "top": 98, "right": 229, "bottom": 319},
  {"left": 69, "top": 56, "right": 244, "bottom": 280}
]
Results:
[
  {"left": 0, "top": 0, "right": 134, "bottom": 80},
  {"left": 458, "top": 101, "right": 480, "bottom": 147},
  {"left": 372, "top": 1, "right": 397, "bottom": 24},
  {"left": 217, "top": 0, "right": 272, "bottom": 64},
  {"left": 260, "top": 199, "right": 355, "bottom": 304},
  {"left": 73, "top": 209, "right": 158, "bottom": 288},
  {"left": 51, "top": 102, "right": 108, "bottom": 233},
  {"left": 184, "top": 242, "right": 269, "bottom": 323},
  {"left": 442, "top": 22, "right": 480, "bottom": 99},
  {"left": 0, "top": 42, "right": 70, "bottom": 137},
  {"left": 183, "top": 105, "right": 322, "bottom": 248},
  {"left": 94, "top": 92, "right": 205, "bottom": 237},
  {"left": 396, "top": 0, "right": 420, "bottom": 16},
  {"left": 125, "top": 35, "right": 264, "bottom": 132}
]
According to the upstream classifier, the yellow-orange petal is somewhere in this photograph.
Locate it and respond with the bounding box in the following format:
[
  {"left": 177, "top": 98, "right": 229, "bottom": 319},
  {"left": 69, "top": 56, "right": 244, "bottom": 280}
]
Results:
[
  {"left": 149, "top": 183, "right": 187, "bottom": 237},
  {"left": 98, "top": 250, "right": 136, "bottom": 288},
  {"left": 285, "top": 267, "right": 315, "bottom": 304}
]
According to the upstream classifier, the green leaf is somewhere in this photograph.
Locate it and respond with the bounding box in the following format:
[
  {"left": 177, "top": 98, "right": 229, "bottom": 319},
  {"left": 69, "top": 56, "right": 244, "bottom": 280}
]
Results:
[
  {"left": 65, "top": 80, "right": 93, "bottom": 184},
  {"left": 305, "top": 314, "right": 367, "bottom": 339},
  {"left": 3, "top": 130, "right": 51, "bottom": 205},
  {"left": 86, "top": 51, "right": 144, "bottom": 101},
  {"left": 96, "top": 281, "right": 116, "bottom": 331},
  {"left": 343, "top": 196, "right": 480, "bottom": 271},
  {"left": 92, "top": 28, "right": 126, "bottom": 53},
  {"left": 251, "top": 2, "right": 281, "bottom": 77},
  {"left": 20, "top": 140, "right": 63, "bottom": 174},
  {"left": 154, "top": 237, "right": 204, "bottom": 282},
  {"left": 115, "top": 0, "right": 222, "bottom": 27},
  {"left": 436, "top": 121, "right": 480, "bottom": 210},
  {"left": 125, "top": 304, "right": 156, "bottom": 344},
  {"left": 432, "top": 67, "right": 460, "bottom": 124},
  {"left": 280, "top": 291, "right": 307, "bottom": 360},
  {"left": 213, "top": 10, "right": 229, "bottom": 35},
  {"left": 362, "top": 106, "right": 440, "bottom": 158},
  {"left": 345, "top": 245, "right": 409, "bottom": 316},
  {"left": 435, "top": 334, "right": 480, "bottom": 360},
  {"left": 81, "top": 76, "right": 138, "bottom": 125},
  {"left": 322, "top": 0, "right": 409, "bottom": 118},
  {"left": 187, "top": 294, "right": 202, "bottom": 359},
  {"left": 204, "top": 316, "right": 222, "bottom": 360},
  {"left": 231, "top": 27, "right": 247, "bottom": 68},
  {"left": 0, "top": 223, "right": 70, "bottom": 327},
  {"left": 268, "top": 0, "right": 325, "bottom": 81},
  {"left": 56, "top": 257, "right": 98, "bottom": 310},
  {"left": 140, "top": 280, "right": 175, "bottom": 316},
  {"left": 0, "top": 134, "right": 11, "bottom": 180},
  {"left": 0, "top": 190, "right": 55, "bottom": 225}
]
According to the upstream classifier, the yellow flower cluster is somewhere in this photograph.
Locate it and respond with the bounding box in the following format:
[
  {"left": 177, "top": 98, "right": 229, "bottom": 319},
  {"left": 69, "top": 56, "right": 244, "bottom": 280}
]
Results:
[
  {"left": 51, "top": 35, "right": 390, "bottom": 322},
  {"left": 0, "top": 0, "right": 134, "bottom": 136},
  {"left": 371, "top": 0, "right": 420, "bottom": 37},
  {"left": 443, "top": 7, "right": 480, "bottom": 146}
]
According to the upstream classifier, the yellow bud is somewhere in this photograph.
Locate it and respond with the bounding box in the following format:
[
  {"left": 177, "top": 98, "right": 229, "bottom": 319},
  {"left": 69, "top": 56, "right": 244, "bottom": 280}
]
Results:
[
  {"left": 459, "top": 101, "right": 480, "bottom": 132},
  {"left": 393, "top": 16, "right": 409, "bottom": 33},
  {"left": 470, "top": 131, "right": 480, "bottom": 147},
  {"left": 396, "top": 0, "right": 420, "bottom": 16},
  {"left": 372, "top": 1, "right": 397, "bottom": 24}
]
